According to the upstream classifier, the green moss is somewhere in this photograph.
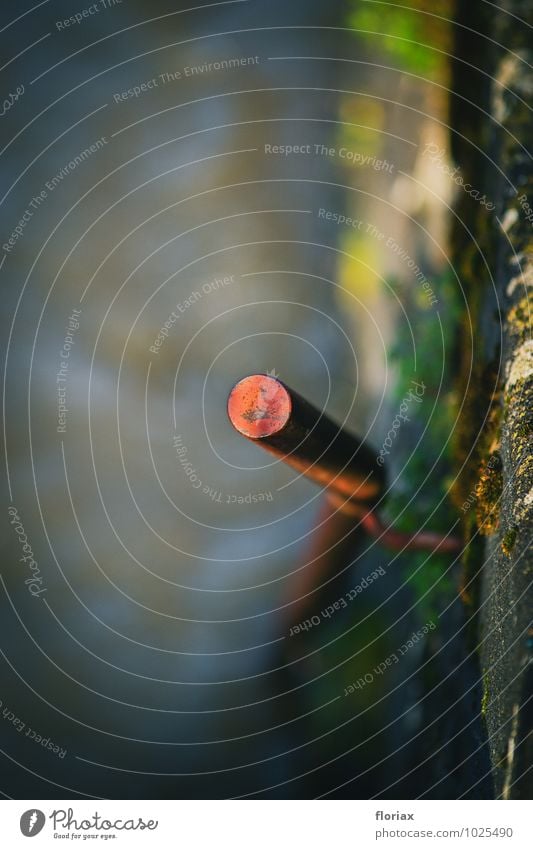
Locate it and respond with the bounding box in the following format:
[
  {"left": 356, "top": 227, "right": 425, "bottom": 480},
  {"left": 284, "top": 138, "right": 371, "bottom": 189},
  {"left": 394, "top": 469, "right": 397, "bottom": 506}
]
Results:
[
  {"left": 475, "top": 452, "right": 503, "bottom": 535},
  {"left": 501, "top": 527, "right": 518, "bottom": 557},
  {"left": 448, "top": 142, "right": 501, "bottom": 520},
  {"left": 451, "top": 361, "right": 503, "bottom": 522}
]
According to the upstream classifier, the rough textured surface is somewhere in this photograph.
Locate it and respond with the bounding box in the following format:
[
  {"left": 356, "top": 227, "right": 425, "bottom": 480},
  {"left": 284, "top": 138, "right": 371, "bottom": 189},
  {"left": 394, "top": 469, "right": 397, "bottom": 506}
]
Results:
[
  {"left": 452, "top": 0, "right": 533, "bottom": 800},
  {"left": 480, "top": 24, "right": 533, "bottom": 798}
]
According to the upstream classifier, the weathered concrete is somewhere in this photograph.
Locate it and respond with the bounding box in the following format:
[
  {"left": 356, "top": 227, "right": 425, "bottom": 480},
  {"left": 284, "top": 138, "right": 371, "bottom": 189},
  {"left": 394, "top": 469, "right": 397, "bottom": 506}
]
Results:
[{"left": 452, "top": 0, "right": 533, "bottom": 799}]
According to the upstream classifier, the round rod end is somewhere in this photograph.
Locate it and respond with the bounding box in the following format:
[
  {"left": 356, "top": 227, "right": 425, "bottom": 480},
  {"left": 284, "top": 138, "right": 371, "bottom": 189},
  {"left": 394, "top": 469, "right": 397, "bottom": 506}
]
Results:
[{"left": 227, "top": 374, "right": 292, "bottom": 439}]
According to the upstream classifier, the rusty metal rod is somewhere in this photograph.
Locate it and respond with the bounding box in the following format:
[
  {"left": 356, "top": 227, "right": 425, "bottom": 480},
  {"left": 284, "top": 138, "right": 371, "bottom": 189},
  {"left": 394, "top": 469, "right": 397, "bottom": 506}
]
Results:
[
  {"left": 227, "top": 374, "right": 462, "bottom": 554},
  {"left": 227, "top": 373, "right": 385, "bottom": 506}
]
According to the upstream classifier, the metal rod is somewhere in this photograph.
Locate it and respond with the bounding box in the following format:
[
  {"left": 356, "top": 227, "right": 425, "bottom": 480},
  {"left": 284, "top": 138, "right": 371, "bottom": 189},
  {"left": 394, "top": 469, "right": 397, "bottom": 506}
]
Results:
[
  {"left": 359, "top": 510, "right": 462, "bottom": 554},
  {"left": 227, "top": 373, "right": 385, "bottom": 507},
  {"left": 227, "top": 373, "right": 462, "bottom": 554}
]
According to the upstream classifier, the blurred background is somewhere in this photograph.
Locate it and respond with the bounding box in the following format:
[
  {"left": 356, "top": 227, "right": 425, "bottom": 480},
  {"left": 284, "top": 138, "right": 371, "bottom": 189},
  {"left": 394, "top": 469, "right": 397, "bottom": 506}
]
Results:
[{"left": 1, "top": 0, "right": 493, "bottom": 798}]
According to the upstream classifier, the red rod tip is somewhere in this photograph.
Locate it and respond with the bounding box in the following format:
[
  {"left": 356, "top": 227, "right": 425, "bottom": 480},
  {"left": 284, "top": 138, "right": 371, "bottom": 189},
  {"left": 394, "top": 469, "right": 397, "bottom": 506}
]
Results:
[{"left": 227, "top": 374, "right": 292, "bottom": 439}]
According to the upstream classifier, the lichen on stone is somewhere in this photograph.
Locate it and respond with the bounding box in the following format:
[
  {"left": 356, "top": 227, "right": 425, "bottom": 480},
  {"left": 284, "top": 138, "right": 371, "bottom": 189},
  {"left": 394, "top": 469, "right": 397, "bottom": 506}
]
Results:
[
  {"left": 475, "top": 452, "right": 503, "bottom": 535},
  {"left": 505, "top": 340, "right": 533, "bottom": 388},
  {"left": 506, "top": 296, "right": 532, "bottom": 342},
  {"left": 501, "top": 527, "right": 518, "bottom": 557}
]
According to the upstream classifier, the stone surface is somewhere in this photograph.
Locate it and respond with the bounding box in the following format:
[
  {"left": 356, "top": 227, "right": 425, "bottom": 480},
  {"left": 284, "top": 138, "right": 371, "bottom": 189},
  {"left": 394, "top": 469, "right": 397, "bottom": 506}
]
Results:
[{"left": 452, "top": 0, "right": 533, "bottom": 800}]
